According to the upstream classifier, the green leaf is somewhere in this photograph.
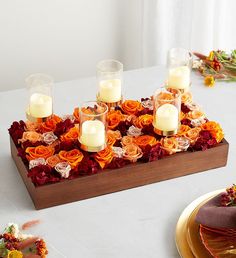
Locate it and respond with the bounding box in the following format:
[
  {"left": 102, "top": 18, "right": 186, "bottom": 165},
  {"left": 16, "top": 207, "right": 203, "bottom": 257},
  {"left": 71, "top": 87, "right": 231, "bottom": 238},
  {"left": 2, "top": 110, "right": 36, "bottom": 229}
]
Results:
[
  {"left": 0, "top": 243, "right": 8, "bottom": 257},
  {"left": 231, "top": 50, "right": 236, "bottom": 59}
]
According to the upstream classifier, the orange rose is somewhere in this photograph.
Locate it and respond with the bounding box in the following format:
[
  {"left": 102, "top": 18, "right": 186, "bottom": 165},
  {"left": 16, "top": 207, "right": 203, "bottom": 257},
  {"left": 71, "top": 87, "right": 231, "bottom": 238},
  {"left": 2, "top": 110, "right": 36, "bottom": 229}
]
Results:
[
  {"left": 157, "top": 92, "right": 174, "bottom": 101},
  {"left": 135, "top": 135, "right": 157, "bottom": 148},
  {"left": 107, "top": 130, "right": 122, "bottom": 140},
  {"left": 181, "top": 92, "right": 193, "bottom": 104},
  {"left": 201, "top": 121, "right": 224, "bottom": 143},
  {"left": 123, "top": 144, "right": 143, "bottom": 162},
  {"left": 121, "top": 100, "right": 143, "bottom": 115},
  {"left": 121, "top": 135, "right": 134, "bottom": 146},
  {"left": 46, "top": 154, "right": 62, "bottom": 167},
  {"left": 25, "top": 121, "right": 39, "bottom": 132},
  {"left": 19, "top": 131, "right": 42, "bottom": 143},
  {"left": 40, "top": 119, "right": 57, "bottom": 133},
  {"left": 73, "top": 107, "right": 80, "bottom": 122},
  {"left": 26, "top": 145, "right": 55, "bottom": 161},
  {"left": 186, "top": 110, "right": 205, "bottom": 120},
  {"left": 81, "top": 106, "right": 103, "bottom": 116},
  {"left": 95, "top": 147, "right": 114, "bottom": 168},
  {"left": 134, "top": 114, "right": 153, "bottom": 128},
  {"left": 39, "top": 115, "right": 62, "bottom": 133},
  {"left": 178, "top": 125, "right": 191, "bottom": 136},
  {"left": 184, "top": 127, "right": 201, "bottom": 144},
  {"left": 160, "top": 137, "right": 178, "bottom": 155},
  {"left": 59, "top": 149, "right": 84, "bottom": 168},
  {"left": 107, "top": 130, "right": 121, "bottom": 146},
  {"left": 50, "top": 114, "right": 62, "bottom": 123},
  {"left": 107, "top": 110, "right": 124, "bottom": 129},
  {"left": 60, "top": 126, "right": 79, "bottom": 142},
  {"left": 107, "top": 134, "right": 116, "bottom": 146},
  {"left": 180, "top": 112, "right": 185, "bottom": 121}
]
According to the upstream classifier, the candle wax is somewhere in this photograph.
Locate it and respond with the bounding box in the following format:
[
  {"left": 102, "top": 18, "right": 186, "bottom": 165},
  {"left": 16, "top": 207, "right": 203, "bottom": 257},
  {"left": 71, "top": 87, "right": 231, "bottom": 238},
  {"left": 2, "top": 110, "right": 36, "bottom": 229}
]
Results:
[
  {"left": 29, "top": 93, "right": 53, "bottom": 118},
  {"left": 155, "top": 103, "right": 179, "bottom": 131},
  {"left": 99, "top": 79, "right": 121, "bottom": 103},
  {"left": 80, "top": 120, "right": 105, "bottom": 147},
  {"left": 168, "top": 66, "right": 190, "bottom": 89}
]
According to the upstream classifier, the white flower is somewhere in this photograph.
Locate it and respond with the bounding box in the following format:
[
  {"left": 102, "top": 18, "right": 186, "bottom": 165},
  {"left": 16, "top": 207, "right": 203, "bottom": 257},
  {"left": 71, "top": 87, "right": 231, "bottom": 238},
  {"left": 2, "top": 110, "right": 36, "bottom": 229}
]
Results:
[
  {"left": 176, "top": 137, "right": 190, "bottom": 152},
  {"left": 112, "top": 147, "right": 124, "bottom": 158},
  {"left": 192, "top": 60, "right": 202, "bottom": 69},
  {"left": 42, "top": 131, "right": 58, "bottom": 145},
  {"left": 4, "top": 223, "right": 20, "bottom": 238},
  {"left": 191, "top": 117, "right": 207, "bottom": 127},
  {"left": 186, "top": 102, "right": 201, "bottom": 111},
  {"left": 29, "top": 158, "right": 46, "bottom": 169},
  {"left": 4, "top": 223, "right": 33, "bottom": 240},
  {"left": 141, "top": 99, "right": 153, "bottom": 110},
  {"left": 55, "top": 162, "right": 71, "bottom": 178},
  {"left": 127, "top": 125, "right": 142, "bottom": 137}
]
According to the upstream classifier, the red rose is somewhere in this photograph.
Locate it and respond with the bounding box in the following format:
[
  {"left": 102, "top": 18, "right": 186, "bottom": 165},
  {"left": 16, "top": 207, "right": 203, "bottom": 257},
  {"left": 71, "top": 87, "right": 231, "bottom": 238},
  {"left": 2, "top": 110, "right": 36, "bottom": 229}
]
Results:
[
  {"left": 141, "top": 143, "right": 165, "bottom": 162},
  {"left": 77, "top": 156, "right": 99, "bottom": 176},
  {"left": 107, "top": 158, "right": 127, "bottom": 169},
  {"left": 181, "top": 103, "right": 191, "bottom": 114},
  {"left": 54, "top": 119, "right": 74, "bottom": 137},
  {"left": 8, "top": 121, "right": 26, "bottom": 145},
  {"left": 28, "top": 165, "right": 60, "bottom": 186}
]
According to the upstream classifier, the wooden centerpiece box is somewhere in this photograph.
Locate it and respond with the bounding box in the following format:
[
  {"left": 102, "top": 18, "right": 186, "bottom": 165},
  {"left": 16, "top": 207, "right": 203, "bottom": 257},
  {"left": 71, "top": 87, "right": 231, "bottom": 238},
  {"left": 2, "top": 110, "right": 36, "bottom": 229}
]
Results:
[{"left": 10, "top": 137, "right": 229, "bottom": 210}]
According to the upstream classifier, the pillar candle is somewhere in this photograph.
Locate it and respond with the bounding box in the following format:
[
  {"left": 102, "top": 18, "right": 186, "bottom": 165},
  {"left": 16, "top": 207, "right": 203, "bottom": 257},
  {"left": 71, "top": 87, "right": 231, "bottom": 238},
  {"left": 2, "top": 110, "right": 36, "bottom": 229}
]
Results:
[
  {"left": 29, "top": 93, "right": 53, "bottom": 118},
  {"left": 80, "top": 120, "right": 105, "bottom": 147},
  {"left": 155, "top": 103, "right": 179, "bottom": 131},
  {"left": 168, "top": 66, "right": 190, "bottom": 90},
  {"left": 99, "top": 79, "right": 121, "bottom": 103}
]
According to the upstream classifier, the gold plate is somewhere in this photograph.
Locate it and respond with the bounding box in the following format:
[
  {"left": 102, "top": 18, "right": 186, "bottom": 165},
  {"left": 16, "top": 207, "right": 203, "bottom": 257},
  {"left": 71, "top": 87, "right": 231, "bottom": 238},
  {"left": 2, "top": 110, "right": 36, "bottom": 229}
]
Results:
[{"left": 175, "top": 189, "right": 223, "bottom": 258}]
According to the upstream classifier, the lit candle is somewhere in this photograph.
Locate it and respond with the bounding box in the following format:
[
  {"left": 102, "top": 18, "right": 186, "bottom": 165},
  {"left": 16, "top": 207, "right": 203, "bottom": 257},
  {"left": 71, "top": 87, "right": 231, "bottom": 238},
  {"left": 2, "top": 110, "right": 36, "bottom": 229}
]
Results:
[
  {"left": 168, "top": 66, "right": 190, "bottom": 90},
  {"left": 80, "top": 120, "right": 105, "bottom": 147},
  {"left": 155, "top": 103, "right": 179, "bottom": 131},
  {"left": 29, "top": 93, "right": 53, "bottom": 118},
  {"left": 99, "top": 79, "right": 121, "bottom": 103}
]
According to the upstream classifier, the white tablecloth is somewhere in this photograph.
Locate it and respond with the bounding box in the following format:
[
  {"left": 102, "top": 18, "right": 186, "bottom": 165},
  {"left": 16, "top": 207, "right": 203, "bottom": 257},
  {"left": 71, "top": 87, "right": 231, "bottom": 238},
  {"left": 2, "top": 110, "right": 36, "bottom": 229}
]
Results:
[{"left": 0, "top": 66, "right": 235, "bottom": 258}]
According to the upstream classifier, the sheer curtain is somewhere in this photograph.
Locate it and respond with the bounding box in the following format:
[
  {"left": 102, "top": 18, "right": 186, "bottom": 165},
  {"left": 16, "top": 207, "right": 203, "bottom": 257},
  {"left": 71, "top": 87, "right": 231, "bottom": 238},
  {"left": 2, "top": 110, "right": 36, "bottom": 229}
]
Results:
[{"left": 142, "top": 0, "right": 236, "bottom": 66}]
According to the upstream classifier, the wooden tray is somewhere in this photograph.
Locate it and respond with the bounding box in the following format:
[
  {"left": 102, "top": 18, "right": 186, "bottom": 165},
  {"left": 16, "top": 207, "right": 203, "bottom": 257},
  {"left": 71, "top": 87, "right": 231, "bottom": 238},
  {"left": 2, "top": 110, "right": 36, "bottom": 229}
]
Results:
[{"left": 10, "top": 137, "right": 229, "bottom": 210}]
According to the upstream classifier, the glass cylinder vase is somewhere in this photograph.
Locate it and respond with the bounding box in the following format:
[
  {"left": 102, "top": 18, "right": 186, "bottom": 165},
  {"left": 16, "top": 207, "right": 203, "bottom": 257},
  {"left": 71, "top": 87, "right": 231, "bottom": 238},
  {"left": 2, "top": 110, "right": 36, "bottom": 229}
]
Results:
[
  {"left": 25, "top": 73, "right": 53, "bottom": 122},
  {"left": 166, "top": 48, "right": 193, "bottom": 92},
  {"left": 153, "top": 87, "right": 181, "bottom": 136},
  {"left": 79, "top": 101, "right": 108, "bottom": 152},
  {"left": 96, "top": 59, "right": 123, "bottom": 109}
]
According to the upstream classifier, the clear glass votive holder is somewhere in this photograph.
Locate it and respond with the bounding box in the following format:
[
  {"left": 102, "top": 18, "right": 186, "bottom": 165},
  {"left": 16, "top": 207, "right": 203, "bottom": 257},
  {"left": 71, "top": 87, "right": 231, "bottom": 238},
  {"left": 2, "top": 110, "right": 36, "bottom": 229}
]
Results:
[
  {"left": 166, "top": 48, "right": 193, "bottom": 92},
  {"left": 25, "top": 73, "right": 53, "bottom": 122},
  {"left": 79, "top": 101, "right": 108, "bottom": 152},
  {"left": 153, "top": 87, "right": 181, "bottom": 136},
  {"left": 96, "top": 59, "right": 123, "bottom": 109}
]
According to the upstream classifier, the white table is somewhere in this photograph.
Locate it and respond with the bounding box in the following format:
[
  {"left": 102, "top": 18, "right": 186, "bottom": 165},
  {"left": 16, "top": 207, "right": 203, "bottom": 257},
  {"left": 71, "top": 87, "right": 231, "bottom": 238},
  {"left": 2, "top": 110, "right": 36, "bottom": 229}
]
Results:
[{"left": 0, "top": 66, "right": 235, "bottom": 258}]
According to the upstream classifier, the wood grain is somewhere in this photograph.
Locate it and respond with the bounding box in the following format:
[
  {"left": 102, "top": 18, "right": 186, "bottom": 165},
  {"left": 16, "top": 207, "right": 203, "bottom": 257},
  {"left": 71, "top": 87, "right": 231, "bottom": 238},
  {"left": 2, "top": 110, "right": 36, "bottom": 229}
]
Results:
[{"left": 10, "top": 137, "right": 229, "bottom": 210}]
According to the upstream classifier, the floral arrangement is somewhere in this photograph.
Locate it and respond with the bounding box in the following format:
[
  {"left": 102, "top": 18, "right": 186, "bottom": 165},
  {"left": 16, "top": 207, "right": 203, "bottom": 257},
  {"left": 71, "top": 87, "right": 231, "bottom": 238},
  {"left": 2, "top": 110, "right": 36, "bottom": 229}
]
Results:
[
  {"left": 193, "top": 50, "right": 236, "bottom": 87},
  {"left": 0, "top": 223, "right": 48, "bottom": 258},
  {"left": 8, "top": 93, "right": 224, "bottom": 187},
  {"left": 220, "top": 185, "right": 236, "bottom": 207}
]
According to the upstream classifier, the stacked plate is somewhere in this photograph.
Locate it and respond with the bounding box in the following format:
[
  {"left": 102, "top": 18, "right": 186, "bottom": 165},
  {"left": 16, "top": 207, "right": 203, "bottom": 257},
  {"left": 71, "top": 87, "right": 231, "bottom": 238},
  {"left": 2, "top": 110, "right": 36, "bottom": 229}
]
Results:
[{"left": 175, "top": 190, "right": 236, "bottom": 258}]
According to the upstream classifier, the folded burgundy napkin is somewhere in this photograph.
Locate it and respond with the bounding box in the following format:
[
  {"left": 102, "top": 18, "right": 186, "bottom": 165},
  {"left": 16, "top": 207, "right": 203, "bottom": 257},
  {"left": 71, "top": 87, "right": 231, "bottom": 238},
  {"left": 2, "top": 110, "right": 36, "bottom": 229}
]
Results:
[{"left": 195, "top": 194, "right": 236, "bottom": 229}]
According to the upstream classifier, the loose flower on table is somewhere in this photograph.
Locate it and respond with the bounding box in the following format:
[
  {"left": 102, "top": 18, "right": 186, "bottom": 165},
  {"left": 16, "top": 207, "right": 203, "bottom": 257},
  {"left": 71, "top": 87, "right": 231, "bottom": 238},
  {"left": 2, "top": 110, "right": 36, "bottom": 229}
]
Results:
[
  {"left": 0, "top": 223, "right": 48, "bottom": 258},
  {"left": 194, "top": 50, "right": 236, "bottom": 87}
]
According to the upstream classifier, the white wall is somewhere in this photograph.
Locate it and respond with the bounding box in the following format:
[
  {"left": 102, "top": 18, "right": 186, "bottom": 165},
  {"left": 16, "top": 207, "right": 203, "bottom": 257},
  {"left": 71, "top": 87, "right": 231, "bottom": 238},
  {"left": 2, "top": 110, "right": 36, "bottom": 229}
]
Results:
[
  {"left": 119, "top": 0, "right": 143, "bottom": 71},
  {"left": 1, "top": 0, "right": 235, "bottom": 91},
  {"left": 0, "top": 0, "right": 123, "bottom": 91}
]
